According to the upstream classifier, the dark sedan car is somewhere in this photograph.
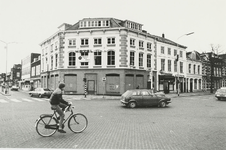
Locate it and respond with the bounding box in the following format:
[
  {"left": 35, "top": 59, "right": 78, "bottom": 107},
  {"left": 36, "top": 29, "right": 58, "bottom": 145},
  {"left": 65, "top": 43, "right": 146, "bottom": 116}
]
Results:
[{"left": 120, "top": 89, "right": 171, "bottom": 108}]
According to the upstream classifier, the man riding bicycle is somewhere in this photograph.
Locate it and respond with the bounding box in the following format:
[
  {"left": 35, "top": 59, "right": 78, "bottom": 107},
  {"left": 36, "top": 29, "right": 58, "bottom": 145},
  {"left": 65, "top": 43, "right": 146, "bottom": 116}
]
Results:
[{"left": 49, "top": 83, "right": 71, "bottom": 133}]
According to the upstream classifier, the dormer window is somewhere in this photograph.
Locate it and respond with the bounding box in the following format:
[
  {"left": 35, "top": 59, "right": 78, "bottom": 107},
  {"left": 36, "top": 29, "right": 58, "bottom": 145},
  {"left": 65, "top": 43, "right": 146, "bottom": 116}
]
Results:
[{"left": 79, "top": 19, "right": 110, "bottom": 28}]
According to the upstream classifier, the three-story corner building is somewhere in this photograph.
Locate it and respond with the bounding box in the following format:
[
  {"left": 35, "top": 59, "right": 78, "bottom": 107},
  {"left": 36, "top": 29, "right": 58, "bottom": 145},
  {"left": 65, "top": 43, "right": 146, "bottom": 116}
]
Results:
[
  {"left": 40, "top": 18, "right": 186, "bottom": 95},
  {"left": 186, "top": 51, "right": 202, "bottom": 92},
  {"left": 155, "top": 34, "right": 187, "bottom": 93}
]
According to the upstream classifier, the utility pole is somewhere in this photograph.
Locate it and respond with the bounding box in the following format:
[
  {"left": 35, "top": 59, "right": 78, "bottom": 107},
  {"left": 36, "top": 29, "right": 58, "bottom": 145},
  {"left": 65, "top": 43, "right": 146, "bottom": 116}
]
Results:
[
  {"left": 176, "top": 32, "right": 194, "bottom": 96},
  {"left": 210, "top": 52, "right": 214, "bottom": 93}
]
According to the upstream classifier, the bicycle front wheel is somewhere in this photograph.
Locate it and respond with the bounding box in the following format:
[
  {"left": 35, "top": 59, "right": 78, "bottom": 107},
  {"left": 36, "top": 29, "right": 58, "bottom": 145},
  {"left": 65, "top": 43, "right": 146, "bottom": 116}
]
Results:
[
  {"left": 35, "top": 116, "right": 58, "bottom": 137},
  {"left": 68, "top": 113, "right": 88, "bottom": 133}
]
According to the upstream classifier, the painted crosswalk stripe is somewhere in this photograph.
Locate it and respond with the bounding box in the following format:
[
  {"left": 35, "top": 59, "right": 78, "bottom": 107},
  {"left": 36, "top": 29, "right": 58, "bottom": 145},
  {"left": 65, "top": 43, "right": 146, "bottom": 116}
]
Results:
[
  {"left": 21, "top": 98, "right": 33, "bottom": 102},
  {"left": 31, "top": 98, "right": 45, "bottom": 102},
  {"left": 0, "top": 99, "right": 8, "bottom": 103},
  {"left": 42, "top": 98, "right": 50, "bottom": 101},
  {"left": 10, "top": 99, "right": 22, "bottom": 102}
]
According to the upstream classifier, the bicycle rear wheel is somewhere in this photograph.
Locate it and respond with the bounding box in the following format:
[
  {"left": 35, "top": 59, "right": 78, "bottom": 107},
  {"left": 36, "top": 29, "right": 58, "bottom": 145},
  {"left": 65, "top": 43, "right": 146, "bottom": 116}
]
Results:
[
  {"left": 68, "top": 113, "right": 88, "bottom": 133},
  {"left": 35, "top": 116, "right": 58, "bottom": 137}
]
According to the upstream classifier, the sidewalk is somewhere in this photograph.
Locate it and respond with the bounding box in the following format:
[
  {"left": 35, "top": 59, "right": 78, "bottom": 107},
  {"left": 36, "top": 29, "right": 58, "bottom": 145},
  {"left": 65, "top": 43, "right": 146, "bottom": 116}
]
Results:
[{"left": 63, "top": 91, "right": 214, "bottom": 100}]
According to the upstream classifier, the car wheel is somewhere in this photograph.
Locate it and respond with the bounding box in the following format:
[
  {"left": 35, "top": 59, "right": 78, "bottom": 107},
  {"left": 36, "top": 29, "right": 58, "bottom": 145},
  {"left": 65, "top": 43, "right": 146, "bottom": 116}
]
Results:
[
  {"left": 159, "top": 101, "right": 166, "bottom": 108},
  {"left": 129, "top": 102, "right": 137, "bottom": 108}
]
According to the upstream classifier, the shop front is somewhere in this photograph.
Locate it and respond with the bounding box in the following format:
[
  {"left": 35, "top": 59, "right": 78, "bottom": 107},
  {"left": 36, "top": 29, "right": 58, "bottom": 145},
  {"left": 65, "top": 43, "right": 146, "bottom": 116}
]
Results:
[{"left": 159, "top": 73, "right": 175, "bottom": 94}]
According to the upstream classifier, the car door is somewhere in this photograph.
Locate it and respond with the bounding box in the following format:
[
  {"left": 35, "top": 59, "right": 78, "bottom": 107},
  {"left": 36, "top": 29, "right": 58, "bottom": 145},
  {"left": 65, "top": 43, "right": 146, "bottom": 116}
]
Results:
[
  {"left": 142, "top": 91, "right": 156, "bottom": 106},
  {"left": 34, "top": 88, "right": 39, "bottom": 96},
  {"left": 131, "top": 90, "right": 143, "bottom": 106}
]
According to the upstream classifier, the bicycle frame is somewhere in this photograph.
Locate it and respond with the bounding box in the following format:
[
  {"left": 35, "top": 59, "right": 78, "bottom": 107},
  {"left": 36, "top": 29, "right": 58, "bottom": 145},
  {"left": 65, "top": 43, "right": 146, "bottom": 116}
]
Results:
[{"left": 36, "top": 105, "right": 75, "bottom": 129}]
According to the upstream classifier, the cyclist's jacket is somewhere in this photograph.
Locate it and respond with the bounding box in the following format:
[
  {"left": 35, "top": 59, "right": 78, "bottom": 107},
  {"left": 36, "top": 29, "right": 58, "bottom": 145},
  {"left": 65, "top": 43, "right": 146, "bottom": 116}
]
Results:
[{"left": 49, "top": 88, "right": 69, "bottom": 105}]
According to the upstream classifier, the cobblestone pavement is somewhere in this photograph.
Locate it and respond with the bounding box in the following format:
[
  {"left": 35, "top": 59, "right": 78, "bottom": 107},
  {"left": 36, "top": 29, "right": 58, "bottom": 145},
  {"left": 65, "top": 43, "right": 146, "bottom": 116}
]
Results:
[{"left": 0, "top": 93, "right": 225, "bottom": 150}]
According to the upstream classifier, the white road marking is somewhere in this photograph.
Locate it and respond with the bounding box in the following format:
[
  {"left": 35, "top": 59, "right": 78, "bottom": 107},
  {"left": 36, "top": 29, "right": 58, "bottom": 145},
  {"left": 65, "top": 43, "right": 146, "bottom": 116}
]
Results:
[
  {"left": 0, "top": 99, "right": 8, "bottom": 103},
  {"left": 21, "top": 98, "right": 33, "bottom": 102},
  {"left": 10, "top": 99, "right": 22, "bottom": 102},
  {"left": 31, "top": 98, "right": 45, "bottom": 102},
  {"left": 42, "top": 98, "right": 50, "bottom": 101}
]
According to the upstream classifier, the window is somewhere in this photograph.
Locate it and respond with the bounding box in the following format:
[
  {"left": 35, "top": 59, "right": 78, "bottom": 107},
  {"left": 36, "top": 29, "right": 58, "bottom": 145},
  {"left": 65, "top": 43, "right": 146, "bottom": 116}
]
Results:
[
  {"left": 198, "top": 66, "right": 200, "bottom": 74},
  {"left": 94, "top": 38, "right": 102, "bottom": 45},
  {"left": 107, "top": 51, "right": 115, "bottom": 65},
  {"left": 51, "top": 44, "right": 53, "bottom": 52},
  {"left": 168, "top": 48, "right": 171, "bottom": 55},
  {"left": 81, "top": 38, "right": 89, "bottom": 46},
  {"left": 106, "top": 20, "right": 109, "bottom": 26},
  {"left": 168, "top": 60, "right": 171, "bottom": 72},
  {"left": 107, "top": 37, "right": 115, "bottom": 44},
  {"left": 130, "top": 51, "right": 135, "bottom": 66},
  {"left": 161, "top": 46, "right": 164, "bottom": 54},
  {"left": 194, "top": 65, "right": 196, "bottom": 74},
  {"left": 147, "top": 42, "right": 152, "bottom": 50},
  {"left": 180, "top": 62, "right": 183, "bottom": 73},
  {"left": 180, "top": 51, "right": 183, "bottom": 57},
  {"left": 16, "top": 72, "right": 20, "bottom": 77},
  {"left": 147, "top": 54, "right": 151, "bottom": 68},
  {"left": 174, "top": 60, "right": 177, "bottom": 72},
  {"left": 55, "top": 41, "right": 58, "bottom": 50},
  {"left": 189, "top": 64, "right": 191, "bottom": 73},
  {"left": 55, "top": 54, "right": 58, "bottom": 68},
  {"left": 69, "top": 52, "right": 76, "bottom": 66},
  {"left": 161, "top": 59, "right": 165, "bottom": 71},
  {"left": 94, "top": 51, "right": 101, "bottom": 65},
  {"left": 174, "top": 49, "right": 177, "bottom": 56},
  {"left": 130, "top": 38, "right": 135, "bottom": 47},
  {"left": 139, "top": 53, "right": 143, "bottom": 66},
  {"left": 81, "top": 62, "right": 88, "bottom": 66},
  {"left": 69, "top": 39, "right": 76, "bottom": 46},
  {"left": 51, "top": 56, "right": 53, "bottom": 70},
  {"left": 139, "top": 40, "right": 144, "bottom": 48}
]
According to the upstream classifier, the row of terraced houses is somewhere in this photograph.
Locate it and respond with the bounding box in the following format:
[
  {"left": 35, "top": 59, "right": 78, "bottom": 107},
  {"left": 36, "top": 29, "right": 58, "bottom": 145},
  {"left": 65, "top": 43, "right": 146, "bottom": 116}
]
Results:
[{"left": 1, "top": 18, "right": 226, "bottom": 95}]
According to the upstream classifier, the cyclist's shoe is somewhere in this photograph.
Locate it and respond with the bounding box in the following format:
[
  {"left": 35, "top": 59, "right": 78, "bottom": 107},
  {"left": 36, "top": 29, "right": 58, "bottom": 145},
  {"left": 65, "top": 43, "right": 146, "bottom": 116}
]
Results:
[{"left": 58, "top": 129, "right": 66, "bottom": 133}]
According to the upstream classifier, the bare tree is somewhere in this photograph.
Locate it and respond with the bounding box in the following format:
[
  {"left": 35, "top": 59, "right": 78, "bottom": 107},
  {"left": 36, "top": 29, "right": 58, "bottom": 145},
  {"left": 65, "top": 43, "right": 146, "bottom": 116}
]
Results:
[{"left": 210, "top": 44, "right": 224, "bottom": 54}]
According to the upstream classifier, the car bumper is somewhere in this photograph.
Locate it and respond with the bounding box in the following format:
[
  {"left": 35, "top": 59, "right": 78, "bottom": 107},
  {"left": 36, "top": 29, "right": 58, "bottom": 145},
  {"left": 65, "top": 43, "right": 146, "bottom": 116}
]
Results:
[{"left": 120, "top": 100, "right": 129, "bottom": 105}]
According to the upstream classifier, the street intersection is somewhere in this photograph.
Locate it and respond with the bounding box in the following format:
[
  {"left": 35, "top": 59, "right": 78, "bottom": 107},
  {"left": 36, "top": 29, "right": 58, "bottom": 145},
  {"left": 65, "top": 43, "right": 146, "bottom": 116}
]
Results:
[{"left": 0, "top": 91, "right": 225, "bottom": 150}]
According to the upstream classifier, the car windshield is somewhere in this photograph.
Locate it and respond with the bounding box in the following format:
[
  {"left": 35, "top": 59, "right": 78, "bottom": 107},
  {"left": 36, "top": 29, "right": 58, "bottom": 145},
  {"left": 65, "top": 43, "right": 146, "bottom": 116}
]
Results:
[
  {"left": 217, "top": 89, "right": 226, "bottom": 93},
  {"left": 122, "top": 90, "right": 132, "bottom": 97}
]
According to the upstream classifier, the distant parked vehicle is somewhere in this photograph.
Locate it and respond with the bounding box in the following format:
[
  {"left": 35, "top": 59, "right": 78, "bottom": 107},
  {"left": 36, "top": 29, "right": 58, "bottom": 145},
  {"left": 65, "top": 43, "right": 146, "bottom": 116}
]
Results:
[
  {"left": 29, "top": 88, "right": 52, "bottom": 98},
  {"left": 220, "top": 87, "right": 226, "bottom": 89},
  {"left": 11, "top": 85, "right": 19, "bottom": 91},
  {"left": 215, "top": 89, "right": 226, "bottom": 100},
  {"left": 120, "top": 89, "right": 171, "bottom": 108}
]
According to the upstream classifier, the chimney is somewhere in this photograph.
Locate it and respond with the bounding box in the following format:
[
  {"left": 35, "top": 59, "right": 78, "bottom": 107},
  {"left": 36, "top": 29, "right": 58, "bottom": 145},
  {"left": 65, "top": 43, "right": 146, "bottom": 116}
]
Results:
[{"left": 162, "top": 33, "right": 165, "bottom": 38}]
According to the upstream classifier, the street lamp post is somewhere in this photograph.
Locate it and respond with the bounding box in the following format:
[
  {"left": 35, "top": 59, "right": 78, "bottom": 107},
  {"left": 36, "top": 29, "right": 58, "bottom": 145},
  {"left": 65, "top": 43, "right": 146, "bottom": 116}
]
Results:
[
  {"left": 176, "top": 32, "right": 194, "bottom": 96},
  {"left": 0, "top": 40, "right": 16, "bottom": 95}
]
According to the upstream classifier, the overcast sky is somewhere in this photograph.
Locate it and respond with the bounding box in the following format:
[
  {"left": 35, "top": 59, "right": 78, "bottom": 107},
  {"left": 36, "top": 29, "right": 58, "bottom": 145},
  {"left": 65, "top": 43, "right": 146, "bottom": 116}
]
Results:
[{"left": 0, "top": 0, "right": 225, "bottom": 73}]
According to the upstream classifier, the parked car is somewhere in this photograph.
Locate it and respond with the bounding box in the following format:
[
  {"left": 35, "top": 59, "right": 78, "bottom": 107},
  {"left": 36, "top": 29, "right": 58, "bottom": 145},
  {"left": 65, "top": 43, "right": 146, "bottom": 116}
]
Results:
[
  {"left": 215, "top": 89, "right": 226, "bottom": 100},
  {"left": 11, "top": 85, "right": 19, "bottom": 91},
  {"left": 29, "top": 88, "right": 52, "bottom": 98},
  {"left": 120, "top": 89, "right": 171, "bottom": 108},
  {"left": 220, "top": 87, "right": 226, "bottom": 89}
]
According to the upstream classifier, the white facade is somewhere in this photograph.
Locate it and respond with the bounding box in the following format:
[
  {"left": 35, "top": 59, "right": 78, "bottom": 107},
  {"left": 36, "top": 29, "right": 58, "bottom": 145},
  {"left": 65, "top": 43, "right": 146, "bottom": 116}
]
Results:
[{"left": 39, "top": 18, "right": 188, "bottom": 94}]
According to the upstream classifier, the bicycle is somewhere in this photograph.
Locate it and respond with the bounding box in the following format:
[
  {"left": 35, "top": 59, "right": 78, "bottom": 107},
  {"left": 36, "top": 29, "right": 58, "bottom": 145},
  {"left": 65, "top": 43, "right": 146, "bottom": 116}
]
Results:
[{"left": 35, "top": 103, "right": 88, "bottom": 137}]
